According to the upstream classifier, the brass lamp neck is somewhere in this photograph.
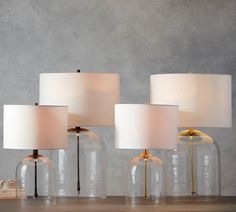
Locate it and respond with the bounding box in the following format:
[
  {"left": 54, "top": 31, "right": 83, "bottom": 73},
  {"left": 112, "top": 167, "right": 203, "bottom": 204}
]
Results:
[{"left": 141, "top": 149, "right": 150, "bottom": 159}]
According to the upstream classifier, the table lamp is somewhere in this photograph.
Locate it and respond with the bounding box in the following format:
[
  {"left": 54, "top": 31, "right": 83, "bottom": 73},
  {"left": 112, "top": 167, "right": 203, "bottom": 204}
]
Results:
[
  {"left": 115, "top": 104, "right": 178, "bottom": 204},
  {"left": 39, "top": 71, "right": 120, "bottom": 198},
  {"left": 3, "top": 105, "right": 68, "bottom": 200},
  {"left": 150, "top": 73, "right": 232, "bottom": 197}
]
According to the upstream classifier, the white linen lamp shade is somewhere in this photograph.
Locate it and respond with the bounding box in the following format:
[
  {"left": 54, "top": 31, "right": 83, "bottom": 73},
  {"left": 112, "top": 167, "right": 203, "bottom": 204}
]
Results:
[
  {"left": 39, "top": 73, "right": 120, "bottom": 127},
  {"left": 115, "top": 104, "right": 178, "bottom": 149},
  {"left": 3, "top": 105, "right": 68, "bottom": 150},
  {"left": 115, "top": 104, "right": 178, "bottom": 205},
  {"left": 150, "top": 74, "right": 232, "bottom": 128}
]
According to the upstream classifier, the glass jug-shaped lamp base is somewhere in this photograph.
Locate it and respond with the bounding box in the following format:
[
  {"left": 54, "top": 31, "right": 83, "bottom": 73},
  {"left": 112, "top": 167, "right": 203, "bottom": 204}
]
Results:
[
  {"left": 16, "top": 150, "right": 54, "bottom": 202},
  {"left": 165, "top": 129, "right": 220, "bottom": 197},
  {"left": 51, "top": 129, "right": 106, "bottom": 198},
  {"left": 126, "top": 150, "right": 165, "bottom": 205}
]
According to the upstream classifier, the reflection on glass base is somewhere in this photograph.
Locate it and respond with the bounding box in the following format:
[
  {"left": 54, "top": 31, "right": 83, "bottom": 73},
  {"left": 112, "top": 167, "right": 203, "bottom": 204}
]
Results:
[
  {"left": 17, "top": 196, "right": 56, "bottom": 206},
  {"left": 165, "top": 195, "right": 221, "bottom": 203},
  {"left": 126, "top": 196, "right": 165, "bottom": 205}
]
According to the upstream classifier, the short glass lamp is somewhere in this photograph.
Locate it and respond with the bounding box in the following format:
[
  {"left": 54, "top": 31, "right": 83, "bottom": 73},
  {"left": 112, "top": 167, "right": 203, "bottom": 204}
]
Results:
[
  {"left": 40, "top": 72, "right": 120, "bottom": 198},
  {"left": 115, "top": 104, "right": 178, "bottom": 204},
  {"left": 150, "top": 73, "right": 232, "bottom": 197},
  {"left": 3, "top": 105, "right": 68, "bottom": 201}
]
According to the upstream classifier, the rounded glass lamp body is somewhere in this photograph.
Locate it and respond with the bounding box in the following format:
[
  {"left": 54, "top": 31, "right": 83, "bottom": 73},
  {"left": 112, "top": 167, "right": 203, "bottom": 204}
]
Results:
[
  {"left": 51, "top": 129, "right": 106, "bottom": 198},
  {"left": 126, "top": 151, "right": 164, "bottom": 205},
  {"left": 16, "top": 154, "right": 54, "bottom": 201},
  {"left": 165, "top": 129, "right": 220, "bottom": 197}
]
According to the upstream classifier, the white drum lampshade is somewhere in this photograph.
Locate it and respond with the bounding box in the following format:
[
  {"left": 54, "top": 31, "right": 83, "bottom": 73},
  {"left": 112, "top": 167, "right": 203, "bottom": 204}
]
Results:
[
  {"left": 4, "top": 105, "right": 68, "bottom": 150},
  {"left": 150, "top": 73, "right": 232, "bottom": 197},
  {"left": 39, "top": 73, "right": 120, "bottom": 127},
  {"left": 115, "top": 104, "right": 178, "bottom": 205},
  {"left": 150, "top": 74, "right": 232, "bottom": 128},
  {"left": 115, "top": 104, "right": 178, "bottom": 149}
]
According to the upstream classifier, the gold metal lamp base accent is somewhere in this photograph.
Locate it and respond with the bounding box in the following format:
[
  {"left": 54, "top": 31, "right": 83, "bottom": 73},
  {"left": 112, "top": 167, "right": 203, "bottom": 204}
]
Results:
[
  {"left": 179, "top": 128, "right": 199, "bottom": 196},
  {"left": 140, "top": 149, "right": 150, "bottom": 200}
]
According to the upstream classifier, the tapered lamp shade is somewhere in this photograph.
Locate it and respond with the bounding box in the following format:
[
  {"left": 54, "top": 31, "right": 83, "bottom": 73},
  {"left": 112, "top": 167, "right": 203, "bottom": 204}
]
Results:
[
  {"left": 115, "top": 104, "right": 178, "bottom": 149},
  {"left": 3, "top": 105, "right": 68, "bottom": 149},
  {"left": 39, "top": 73, "right": 120, "bottom": 127},
  {"left": 150, "top": 74, "right": 232, "bottom": 128}
]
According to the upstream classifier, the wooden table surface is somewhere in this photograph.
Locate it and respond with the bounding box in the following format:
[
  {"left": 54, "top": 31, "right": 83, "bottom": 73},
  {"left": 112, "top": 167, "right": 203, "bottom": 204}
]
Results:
[{"left": 0, "top": 196, "right": 236, "bottom": 212}]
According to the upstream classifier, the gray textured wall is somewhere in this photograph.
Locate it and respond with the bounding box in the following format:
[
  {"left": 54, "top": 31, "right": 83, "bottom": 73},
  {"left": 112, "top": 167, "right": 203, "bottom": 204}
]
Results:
[{"left": 0, "top": 0, "right": 235, "bottom": 195}]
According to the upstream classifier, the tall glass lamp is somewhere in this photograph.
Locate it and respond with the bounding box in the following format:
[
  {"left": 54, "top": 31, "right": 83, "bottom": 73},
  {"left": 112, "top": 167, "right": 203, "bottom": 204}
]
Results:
[
  {"left": 39, "top": 72, "right": 120, "bottom": 198},
  {"left": 3, "top": 105, "right": 68, "bottom": 201},
  {"left": 115, "top": 104, "right": 178, "bottom": 204},
  {"left": 150, "top": 74, "right": 232, "bottom": 197}
]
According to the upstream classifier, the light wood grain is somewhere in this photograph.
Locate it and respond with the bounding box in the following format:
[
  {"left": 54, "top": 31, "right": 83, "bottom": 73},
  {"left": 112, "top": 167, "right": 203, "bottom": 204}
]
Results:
[{"left": 0, "top": 196, "right": 236, "bottom": 212}]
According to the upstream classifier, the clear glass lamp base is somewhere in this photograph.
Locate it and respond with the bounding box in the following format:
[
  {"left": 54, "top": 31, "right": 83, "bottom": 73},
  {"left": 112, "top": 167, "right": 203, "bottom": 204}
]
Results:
[
  {"left": 51, "top": 129, "right": 106, "bottom": 198},
  {"left": 165, "top": 128, "right": 221, "bottom": 197},
  {"left": 126, "top": 150, "right": 165, "bottom": 205},
  {"left": 16, "top": 151, "right": 54, "bottom": 203}
]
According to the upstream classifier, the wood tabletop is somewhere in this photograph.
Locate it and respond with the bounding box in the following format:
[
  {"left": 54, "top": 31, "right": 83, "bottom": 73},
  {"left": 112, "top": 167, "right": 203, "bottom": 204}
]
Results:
[{"left": 0, "top": 196, "right": 236, "bottom": 212}]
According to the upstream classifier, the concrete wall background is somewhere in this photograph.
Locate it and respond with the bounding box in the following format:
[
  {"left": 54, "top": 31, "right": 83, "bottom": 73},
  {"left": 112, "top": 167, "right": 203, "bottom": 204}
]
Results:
[{"left": 0, "top": 0, "right": 235, "bottom": 195}]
